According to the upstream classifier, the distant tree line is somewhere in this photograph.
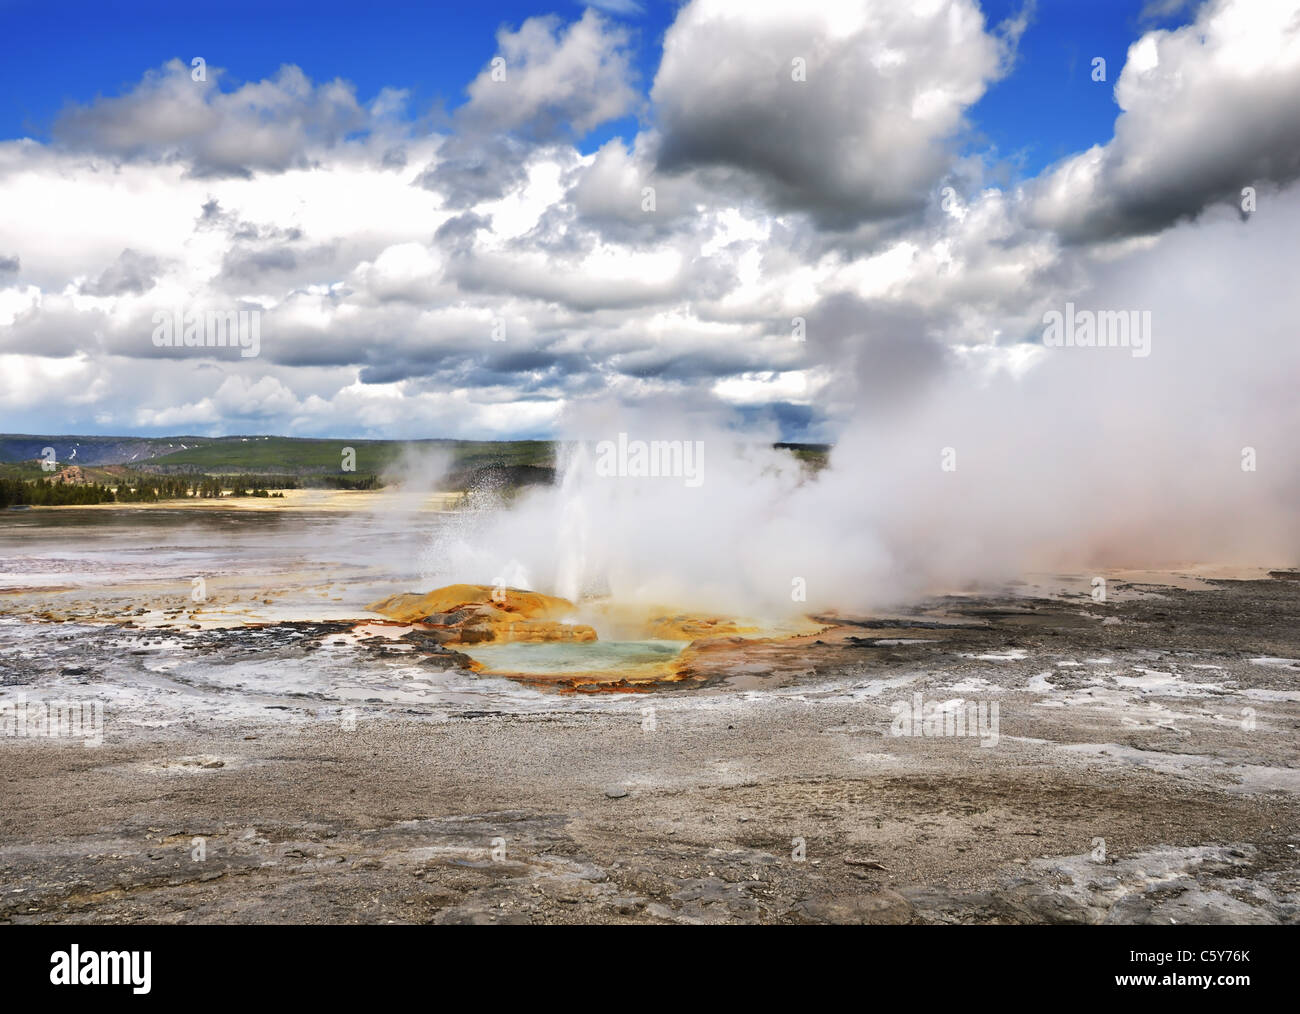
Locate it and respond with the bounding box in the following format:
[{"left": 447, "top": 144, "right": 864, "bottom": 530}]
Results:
[
  {"left": 310, "top": 474, "right": 381, "bottom": 490},
  {"left": 0, "top": 473, "right": 292, "bottom": 507},
  {"left": 115, "top": 474, "right": 203, "bottom": 501},
  {"left": 198, "top": 475, "right": 296, "bottom": 496},
  {"left": 121, "top": 465, "right": 384, "bottom": 491},
  {"left": 0, "top": 478, "right": 117, "bottom": 506}
]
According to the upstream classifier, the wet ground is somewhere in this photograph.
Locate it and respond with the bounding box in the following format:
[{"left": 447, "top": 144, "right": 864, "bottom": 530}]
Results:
[{"left": 1, "top": 509, "right": 1298, "bottom": 923}]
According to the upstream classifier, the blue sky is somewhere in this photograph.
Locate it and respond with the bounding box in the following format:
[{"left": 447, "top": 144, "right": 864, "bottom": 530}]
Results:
[{"left": 0, "top": 0, "right": 1194, "bottom": 178}]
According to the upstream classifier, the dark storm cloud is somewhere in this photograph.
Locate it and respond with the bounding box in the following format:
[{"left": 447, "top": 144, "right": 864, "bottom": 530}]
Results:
[
  {"left": 80, "top": 248, "right": 161, "bottom": 296},
  {"left": 0, "top": 255, "right": 19, "bottom": 272},
  {"left": 354, "top": 346, "right": 589, "bottom": 389},
  {"left": 0, "top": 303, "right": 112, "bottom": 356},
  {"left": 197, "top": 199, "right": 303, "bottom": 244},
  {"left": 433, "top": 212, "right": 491, "bottom": 246},
  {"left": 612, "top": 345, "right": 783, "bottom": 382},
  {"left": 220, "top": 247, "right": 299, "bottom": 282},
  {"left": 358, "top": 359, "right": 461, "bottom": 385},
  {"left": 416, "top": 134, "right": 532, "bottom": 208},
  {"left": 650, "top": 0, "right": 1008, "bottom": 229},
  {"left": 52, "top": 61, "right": 366, "bottom": 178},
  {"left": 1028, "top": 0, "right": 1300, "bottom": 243},
  {"left": 215, "top": 239, "right": 350, "bottom": 291},
  {"left": 481, "top": 347, "right": 583, "bottom": 374}
]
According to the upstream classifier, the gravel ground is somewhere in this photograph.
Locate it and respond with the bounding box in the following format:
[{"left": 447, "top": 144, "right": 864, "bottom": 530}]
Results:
[{"left": 2, "top": 574, "right": 1299, "bottom": 924}]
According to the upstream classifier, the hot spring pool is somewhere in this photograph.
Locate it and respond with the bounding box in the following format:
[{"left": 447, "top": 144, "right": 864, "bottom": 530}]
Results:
[{"left": 465, "top": 639, "right": 685, "bottom": 676}]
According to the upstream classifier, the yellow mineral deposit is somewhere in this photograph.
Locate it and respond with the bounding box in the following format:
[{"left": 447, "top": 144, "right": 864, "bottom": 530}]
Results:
[
  {"left": 365, "top": 583, "right": 598, "bottom": 644},
  {"left": 362, "top": 583, "right": 816, "bottom": 692}
]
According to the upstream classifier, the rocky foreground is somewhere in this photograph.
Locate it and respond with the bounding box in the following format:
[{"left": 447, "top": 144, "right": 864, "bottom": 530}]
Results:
[{"left": 1, "top": 574, "right": 1298, "bottom": 924}]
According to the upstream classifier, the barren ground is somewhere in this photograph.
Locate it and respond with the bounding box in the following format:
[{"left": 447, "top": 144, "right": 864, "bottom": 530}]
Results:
[{"left": 2, "top": 562, "right": 1298, "bottom": 924}]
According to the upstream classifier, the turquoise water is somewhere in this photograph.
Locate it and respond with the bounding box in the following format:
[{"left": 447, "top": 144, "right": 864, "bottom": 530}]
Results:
[{"left": 466, "top": 639, "right": 684, "bottom": 675}]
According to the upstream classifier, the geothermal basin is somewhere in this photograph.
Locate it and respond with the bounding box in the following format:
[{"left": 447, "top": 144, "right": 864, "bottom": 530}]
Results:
[{"left": 2, "top": 504, "right": 1298, "bottom": 925}]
